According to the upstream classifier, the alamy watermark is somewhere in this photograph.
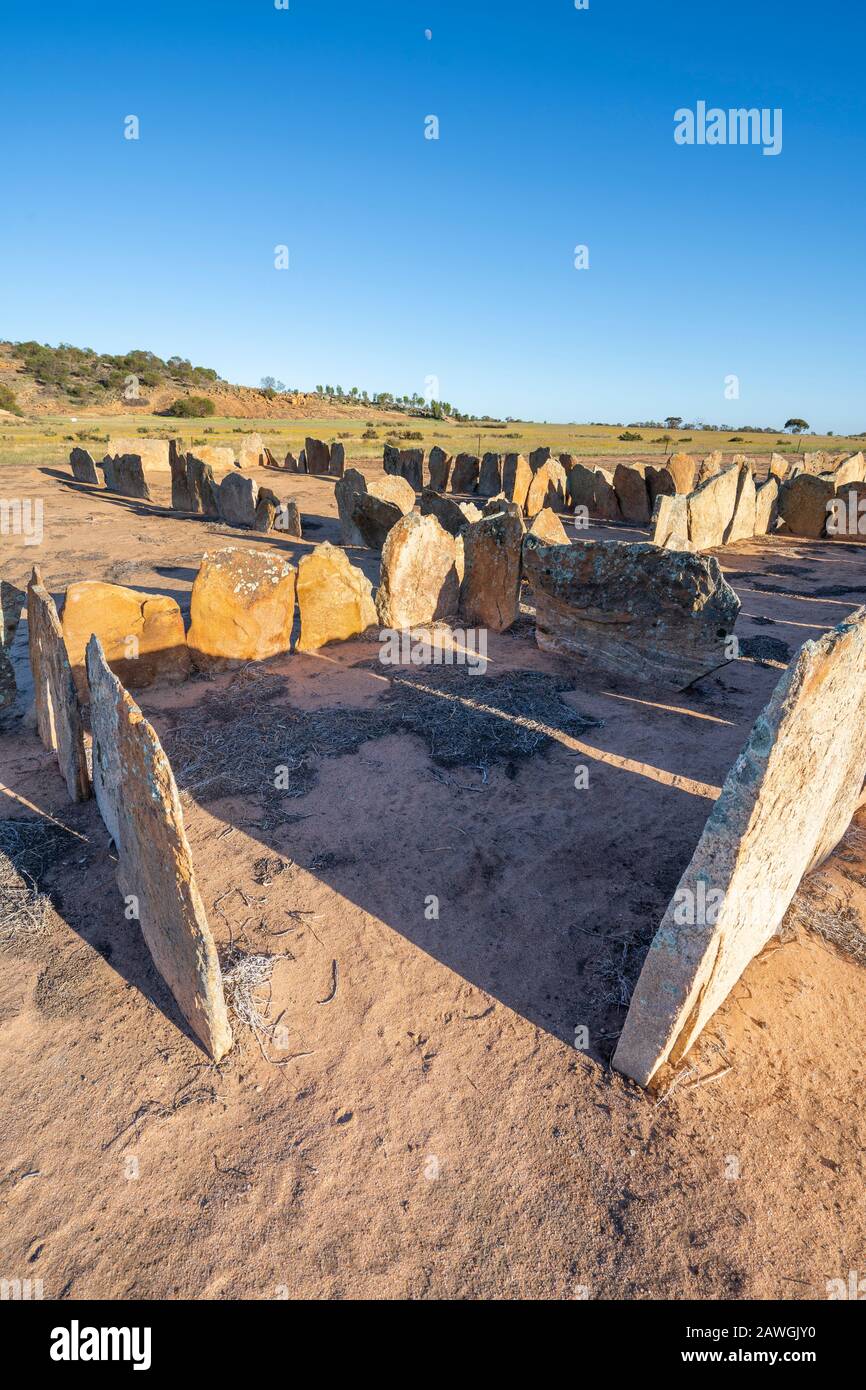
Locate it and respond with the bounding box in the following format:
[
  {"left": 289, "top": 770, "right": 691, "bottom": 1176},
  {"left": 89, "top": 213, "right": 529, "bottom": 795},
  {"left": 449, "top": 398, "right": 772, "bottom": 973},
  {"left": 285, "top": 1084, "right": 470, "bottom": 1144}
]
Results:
[
  {"left": 378, "top": 627, "right": 488, "bottom": 674},
  {"left": 674, "top": 101, "right": 782, "bottom": 157},
  {"left": 0, "top": 497, "right": 43, "bottom": 546}
]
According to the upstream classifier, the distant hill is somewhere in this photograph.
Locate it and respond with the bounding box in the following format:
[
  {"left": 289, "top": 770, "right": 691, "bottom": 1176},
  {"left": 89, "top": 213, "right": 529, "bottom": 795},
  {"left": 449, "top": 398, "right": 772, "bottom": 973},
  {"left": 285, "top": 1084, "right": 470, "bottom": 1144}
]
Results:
[{"left": 0, "top": 341, "right": 465, "bottom": 422}]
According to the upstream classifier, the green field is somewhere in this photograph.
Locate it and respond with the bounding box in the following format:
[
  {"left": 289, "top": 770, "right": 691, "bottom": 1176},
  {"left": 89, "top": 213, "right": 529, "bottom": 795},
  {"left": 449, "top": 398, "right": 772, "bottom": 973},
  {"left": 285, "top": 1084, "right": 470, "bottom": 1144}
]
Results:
[{"left": 0, "top": 411, "right": 861, "bottom": 472}]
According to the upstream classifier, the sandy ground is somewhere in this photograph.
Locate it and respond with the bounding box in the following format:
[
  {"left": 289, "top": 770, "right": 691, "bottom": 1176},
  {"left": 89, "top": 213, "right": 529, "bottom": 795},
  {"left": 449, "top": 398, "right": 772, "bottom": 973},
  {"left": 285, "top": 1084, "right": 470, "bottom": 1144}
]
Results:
[{"left": 1, "top": 457, "right": 866, "bottom": 1300}]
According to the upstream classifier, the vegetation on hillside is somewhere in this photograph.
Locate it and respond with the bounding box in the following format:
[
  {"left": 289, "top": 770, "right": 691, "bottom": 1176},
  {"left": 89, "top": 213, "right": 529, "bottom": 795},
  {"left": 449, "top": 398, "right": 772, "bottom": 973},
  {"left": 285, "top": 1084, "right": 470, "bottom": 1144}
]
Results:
[
  {"left": 3, "top": 340, "right": 221, "bottom": 405},
  {"left": 164, "top": 396, "right": 216, "bottom": 418},
  {"left": 0, "top": 383, "right": 21, "bottom": 415}
]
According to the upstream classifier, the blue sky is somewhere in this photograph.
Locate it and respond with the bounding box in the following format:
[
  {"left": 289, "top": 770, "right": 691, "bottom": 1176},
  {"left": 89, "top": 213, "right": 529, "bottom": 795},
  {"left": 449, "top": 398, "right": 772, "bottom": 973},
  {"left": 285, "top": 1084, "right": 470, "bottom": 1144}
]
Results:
[{"left": 1, "top": 0, "right": 863, "bottom": 431}]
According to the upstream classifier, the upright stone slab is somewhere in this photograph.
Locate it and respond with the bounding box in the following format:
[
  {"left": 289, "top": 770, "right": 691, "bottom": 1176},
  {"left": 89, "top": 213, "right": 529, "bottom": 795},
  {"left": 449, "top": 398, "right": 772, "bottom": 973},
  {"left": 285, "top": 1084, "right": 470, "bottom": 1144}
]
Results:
[
  {"left": 833, "top": 452, "right": 865, "bottom": 489},
  {"left": 478, "top": 452, "right": 503, "bottom": 498},
  {"left": 383, "top": 444, "right": 401, "bottom": 476},
  {"left": 0, "top": 580, "right": 25, "bottom": 712},
  {"left": 460, "top": 511, "right": 524, "bottom": 631},
  {"left": 186, "top": 454, "right": 221, "bottom": 516},
  {"left": 26, "top": 572, "right": 90, "bottom": 802},
  {"left": 238, "top": 433, "right": 265, "bottom": 469},
  {"left": 70, "top": 448, "right": 99, "bottom": 484},
  {"left": 723, "top": 466, "right": 757, "bottom": 544},
  {"left": 335, "top": 468, "right": 369, "bottom": 545},
  {"left": 86, "top": 637, "right": 232, "bottom": 1061},
  {"left": 106, "top": 454, "right": 151, "bottom": 501},
  {"left": 644, "top": 465, "right": 676, "bottom": 507},
  {"left": 769, "top": 453, "right": 789, "bottom": 481},
  {"left": 612, "top": 463, "right": 651, "bottom": 525},
  {"left": 296, "top": 543, "right": 377, "bottom": 651},
  {"left": 284, "top": 451, "right": 300, "bottom": 473},
  {"left": 398, "top": 449, "right": 424, "bottom": 490},
  {"left": 219, "top": 472, "right": 258, "bottom": 528},
  {"left": 428, "top": 447, "right": 452, "bottom": 493},
  {"left": 525, "top": 460, "right": 567, "bottom": 516},
  {"left": 419, "top": 489, "right": 477, "bottom": 537},
  {"left": 352, "top": 493, "right": 404, "bottom": 550},
  {"left": 523, "top": 536, "right": 739, "bottom": 689},
  {"left": 753, "top": 477, "right": 779, "bottom": 535},
  {"left": 450, "top": 454, "right": 480, "bottom": 494},
  {"left": 529, "top": 446, "right": 551, "bottom": 473},
  {"left": 189, "top": 444, "right": 235, "bottom": 475},
  {"left": 272, "top": 498, "right": 302, "bottom": 538},
  {"left": 687, "top": 464, "right": 741, "bottom": 549},
  {"left": 778, "top": 473, "right": 833, "bottom": 538},
  {"left": 592, "top": 468, "right": 622, "bottom": 521},
  {"left": 62, "top": 581, "right": 191, "bottom": 699},
  {"left": 613, "top": 607, "right": 866, "bottom": 1086},
  {"left": 666, "top": 454, "right": 697, "bottom": 493},
  {"left": 526, "top": 508, "right": 569, "bottom": 545},
  {"left": 503, "top": 454, "right": 532, "bottom": 511},
  {"left": 651, "top": 493, "right": 692, "bottom": 551},
  {"left": 566, "top": 462, "right": 598, "bottom": 512},
  {"left": 697, "top": 450, "right": 724, "bottom": 484},
  {"left": 170, "top": 444, "right": 196, "bottom": 512},
  {"left": 187, "top": 548, "right": 296, "bottom": 668},
  {"left": 329, "top": 442, "right": 346, "bottom": 478},
  {"left": 376, "top": 512, "right": 460, "bottom": 628},
  {"left": 305, "top": 437, "right": 331, "bottom": 476},
  {"left": 254, "top": 487, "right": 280, "bottom": 532}
]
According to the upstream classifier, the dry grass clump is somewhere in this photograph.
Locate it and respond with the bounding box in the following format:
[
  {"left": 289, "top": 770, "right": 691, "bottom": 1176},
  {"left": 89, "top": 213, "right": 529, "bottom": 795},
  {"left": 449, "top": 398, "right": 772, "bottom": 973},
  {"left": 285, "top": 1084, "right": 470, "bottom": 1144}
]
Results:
[
  {"left": 166, "top": 662, "right": 603, "bottom": 807},
  {"left": 0, "top": 819, "right": 63, "bottom": 949}
]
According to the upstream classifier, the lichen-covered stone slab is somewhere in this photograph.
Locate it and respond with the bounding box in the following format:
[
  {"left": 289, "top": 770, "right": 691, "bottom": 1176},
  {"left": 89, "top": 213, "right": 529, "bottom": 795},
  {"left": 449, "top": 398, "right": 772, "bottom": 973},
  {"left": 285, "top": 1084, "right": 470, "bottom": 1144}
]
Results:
[
  {"left": 503, "top": 454, "right": 532, "bottom": 511},
  {"left": 27, "top": 571, "right": 90, "bottom": 802},
  {"left": 86, "top": 636, "right": 232, "bottom": 1061},
  {"left": 104, "top": 454, "right": 151, "bottom": 500},
  {"left": 62, "top": 581, "right": 190, "bottom": 699},
  {"left": 351, "top": 475, "right": 416, "bottom": 549},
  {"left": 613, "top": 607, "right": 866, "bottom": 1086},
  {"left": 376, "top": 512, "right": 460, "bottom": 628},
  {"left": 523, "top": 536, "right": 739, "bottom": 689},
  {"left": 296, "top": 543, "right": 377, "bottom": 651},
  {"left": 187, "top": 547, "right": 296, "bottom": 667},
  {"left": 723, "top": 466, "right": 756, "bottom": 544},
  {"left": 335, "top": 468, "right": 369, "bottom": 546}
]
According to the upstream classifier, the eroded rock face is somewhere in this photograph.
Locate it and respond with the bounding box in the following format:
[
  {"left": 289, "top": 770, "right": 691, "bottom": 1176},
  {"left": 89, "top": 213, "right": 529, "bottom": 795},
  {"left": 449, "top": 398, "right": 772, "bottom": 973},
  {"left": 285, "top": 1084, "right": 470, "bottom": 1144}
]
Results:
[
  {"left": 305, "top": 437, "right": 331, "bottom": 475},
  {"left": 86, "top": 636, "right": 232, "bottom": 1062},
  {"left": 833, "top": 451, "right": 865, "bottom": 488},
  {"left": 778, "top": 473, "right": 834, "bottom": 538},
  {"left": 376, "top": 512, "right": 460, "bottom": 628},
  {"left": 612, "top": 463, "right": 651, "bottom": 525},
  {"left": 687, "top": 464, "right": 741, "bottom": 549},
  {"left": 478, "top": 452, "right": 503, "bottom": 498},
  {"left": 650, "top": 493, "right": 691, "bottom": 551},
  {"left": 187, "top": 548, "right": 296, "bottom": 667},
  {"left": 503, "top": 454, "right": 532, "bottom": 511},
  {"left": 428, "top": 447, "right": 452, "bottom": 492},
  {"left": 62, "top": 581, "right": 190, "bottom": 699},
  {"left": 450, "top": 454, "right": 480, "bottom": 494},
  {"left": 27, "top": 571, "right": 90, "bottom": 802},
  {"left": 525, "top": 460, "right": 567, "bottom": 516},
  {"left": 218, "top": 472, "right": 258, "bottom": 528},
  {"left": 70, "top": 448, "right": 99, "bottom": 484},
  {"left": 460, "top": 511, "right": 524, "bottom": 632},
  {"left": 296, "top": 543, "right": 377, "bottom": 651},
  {"left": 523, "top": 535, "right": 739, "bottom": 689},
  {"left": 613, "top": 606, "right": 866, "bottom": 1086},
  {"left": 104, "top": 454, "right": 151, "bottom": 500}
]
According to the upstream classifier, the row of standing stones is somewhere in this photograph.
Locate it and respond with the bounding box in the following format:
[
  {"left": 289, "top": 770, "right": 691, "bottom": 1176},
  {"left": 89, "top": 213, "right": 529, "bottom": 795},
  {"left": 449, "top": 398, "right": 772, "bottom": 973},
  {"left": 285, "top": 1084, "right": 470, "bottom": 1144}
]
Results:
[{"left": 32, "top": 436, "right": 865, "bottom": 1076}]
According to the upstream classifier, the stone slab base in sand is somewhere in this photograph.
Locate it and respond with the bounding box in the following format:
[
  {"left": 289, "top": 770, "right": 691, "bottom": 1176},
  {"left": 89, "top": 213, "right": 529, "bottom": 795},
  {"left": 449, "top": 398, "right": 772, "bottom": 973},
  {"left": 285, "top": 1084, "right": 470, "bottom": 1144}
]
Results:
[
  {"left": 27, "top": 570, "right": 91, "bottom": 802},
  {"left": 613, "top": 607, "right": 866, "bottom": 1086},
  {"left": 86, "top": 637, "right": 232, "bottom": 1061},
  {"left": 62, "top": 581, "right": 190, "bottom": 700},
  {"left": 523, "top": 535, "right": 739, "bottom": 689},
  {"left": 187, "top": 547, "right": 297, "bottom": 667}
]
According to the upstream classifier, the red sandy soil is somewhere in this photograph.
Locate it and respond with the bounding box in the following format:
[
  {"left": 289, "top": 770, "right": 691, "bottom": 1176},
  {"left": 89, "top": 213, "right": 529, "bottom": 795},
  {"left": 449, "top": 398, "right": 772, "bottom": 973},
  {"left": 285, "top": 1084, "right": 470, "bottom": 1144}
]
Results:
[{"left": 1, "top": 458, "right": 865, "bottom": 1300}]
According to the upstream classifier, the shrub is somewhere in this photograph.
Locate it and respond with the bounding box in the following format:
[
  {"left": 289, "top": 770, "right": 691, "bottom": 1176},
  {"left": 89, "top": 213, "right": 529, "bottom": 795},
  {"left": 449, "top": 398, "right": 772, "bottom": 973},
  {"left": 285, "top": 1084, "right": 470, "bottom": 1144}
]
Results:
[
  {"left": 164, "top": 395, "right": 216, "bottom": 418},
  {"left": 0, "top": 383, "right": 22, "bottom": 414},
  {"left": 618, "top": 430, "right": 642, "bottom": 442}
]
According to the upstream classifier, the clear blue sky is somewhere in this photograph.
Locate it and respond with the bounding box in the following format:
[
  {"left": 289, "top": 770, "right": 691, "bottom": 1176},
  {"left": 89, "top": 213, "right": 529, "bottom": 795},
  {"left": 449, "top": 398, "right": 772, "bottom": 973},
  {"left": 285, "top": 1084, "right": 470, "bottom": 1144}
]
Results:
[{"left": 1, "top": 0, "right": 863, "bottom": 431}]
